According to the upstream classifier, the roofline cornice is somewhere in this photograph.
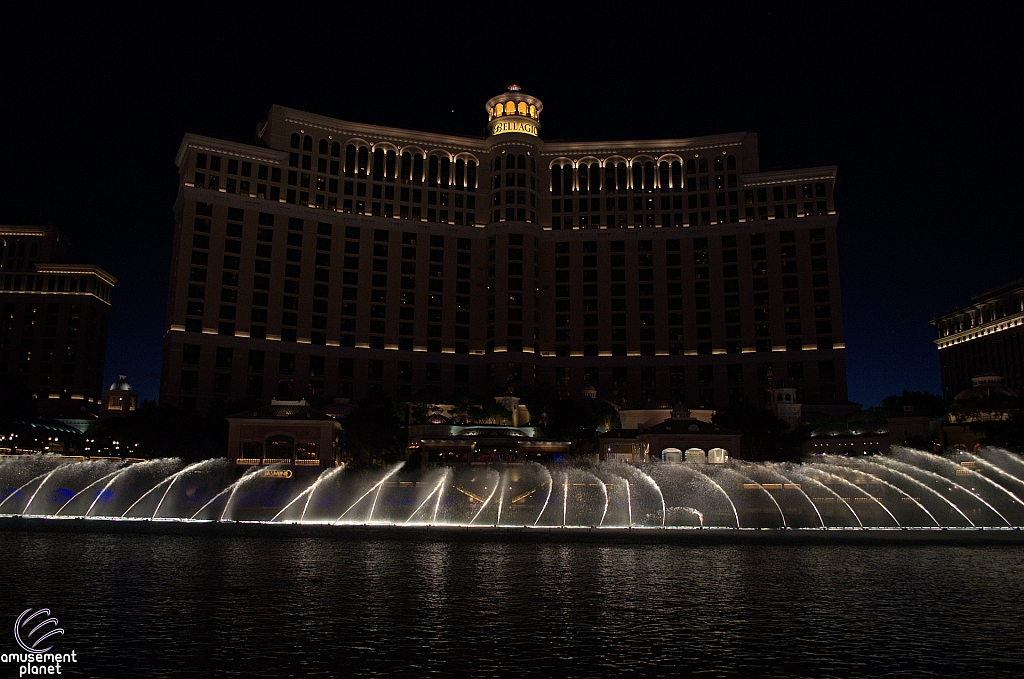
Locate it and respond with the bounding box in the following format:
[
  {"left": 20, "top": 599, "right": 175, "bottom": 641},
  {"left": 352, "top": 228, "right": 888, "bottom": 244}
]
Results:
[
  {"left": 740, "top": 166, "right": 838, "bottom": 186},
  {"left": 541, "top": 132, "right": 751, "bottom": 156},
  {"left": 175, "top": 134, "right": 287, "bottom": 168},
  {"left": 273, "top": 105, "right": 490, "bottom": 152},
  {"left": 35, "top": 264, "right": 117, "bottom": 286}
]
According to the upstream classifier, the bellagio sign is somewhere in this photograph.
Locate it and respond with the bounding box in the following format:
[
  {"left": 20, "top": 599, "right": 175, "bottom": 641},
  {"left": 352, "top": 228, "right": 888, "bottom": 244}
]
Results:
[{"left": 491, "top": 119, "right": 539, "bottom": 136}]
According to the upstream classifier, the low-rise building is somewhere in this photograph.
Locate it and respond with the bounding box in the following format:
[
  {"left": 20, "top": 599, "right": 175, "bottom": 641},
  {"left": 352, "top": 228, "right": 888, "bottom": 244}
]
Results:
[
  {"left": 226, "top": 399, "right": 342, "bottom": 469},
  {"left": 409, "top": 420, "right": 571, "bottom": 466},
  {"left": 591, "top": 403, "right": 739, "bottom": 463}
]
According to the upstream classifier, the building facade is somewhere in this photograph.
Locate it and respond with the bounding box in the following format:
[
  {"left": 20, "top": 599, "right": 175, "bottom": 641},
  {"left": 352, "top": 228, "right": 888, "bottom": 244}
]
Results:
[
  {"left": 161, "top": 88, "right": 845, "bottom": 412},
  {"left": 1, "top": 226, "right": 116, "bottom": 412},
  {"left": 932, "top": 279, "right": 1024, "bottom": 400},
  {"left": 226, "top": 399, "right": 342, "bottom": 470}
]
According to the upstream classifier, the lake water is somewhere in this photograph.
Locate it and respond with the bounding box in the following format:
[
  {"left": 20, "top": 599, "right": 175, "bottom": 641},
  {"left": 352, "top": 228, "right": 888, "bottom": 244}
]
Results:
[{"left": 2, "top": 525, "right": 1023, "bottom": 678}]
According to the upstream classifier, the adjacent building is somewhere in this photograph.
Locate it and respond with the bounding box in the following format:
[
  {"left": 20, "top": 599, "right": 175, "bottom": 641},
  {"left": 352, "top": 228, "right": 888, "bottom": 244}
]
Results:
[
  {"left": 590, "top": 404, "right": 740, "bottom": 463},
  {"left": 932, "top": 279, "right": 1024, "bottom": 400},
  {"left": 161, "top": 87, "right": 845, "bottom": 413},
  {"left": 226, "top": 399, "right": 342, "bottom": 469},
  {"left": 407, "top": 418, "right": 572, "bottom": 466},
  {"left": 0, "top": 225, "right": 116, "bottom": 413}
]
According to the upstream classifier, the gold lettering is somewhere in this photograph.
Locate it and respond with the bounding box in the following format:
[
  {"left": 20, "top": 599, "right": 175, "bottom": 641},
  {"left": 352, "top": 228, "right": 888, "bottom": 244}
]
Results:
[{"left": 491, "top": 117, "right": 537, "bottom": 136}]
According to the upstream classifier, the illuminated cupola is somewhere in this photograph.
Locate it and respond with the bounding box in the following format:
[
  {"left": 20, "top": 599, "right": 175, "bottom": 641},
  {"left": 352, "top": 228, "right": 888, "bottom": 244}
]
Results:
[
  {"left": 485, "top": 84, "right": 543, "bottom": 138},
  {"left": 100, "top": 374, "right": 138, "bottom": 419}
]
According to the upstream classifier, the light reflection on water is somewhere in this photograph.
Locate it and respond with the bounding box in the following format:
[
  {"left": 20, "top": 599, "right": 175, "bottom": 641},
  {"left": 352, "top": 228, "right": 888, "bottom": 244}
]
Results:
[{"left": 2, "top": 530, "right": 1023, "bottom": 678}]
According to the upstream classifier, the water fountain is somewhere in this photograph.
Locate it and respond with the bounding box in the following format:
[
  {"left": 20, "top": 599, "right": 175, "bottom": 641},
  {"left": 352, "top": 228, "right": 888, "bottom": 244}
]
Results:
[{"left": 3, "top": 447, "right": 1024, "bottom": 532}]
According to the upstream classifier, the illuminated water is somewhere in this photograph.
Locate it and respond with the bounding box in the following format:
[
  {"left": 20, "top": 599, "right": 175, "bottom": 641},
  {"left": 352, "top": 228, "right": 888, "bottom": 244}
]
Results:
[
  {"left": 1, "top": 526, "right": 1023, "bottom": 677},
  {"left": 4, "top": 447, "right": 1024, "bottom": 528}
]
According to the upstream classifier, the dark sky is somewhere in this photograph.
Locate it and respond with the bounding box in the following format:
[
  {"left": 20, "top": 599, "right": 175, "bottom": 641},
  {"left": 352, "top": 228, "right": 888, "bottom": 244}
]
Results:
[{"left": 3, "top": 6, "right": 1021, "bottom": 406}]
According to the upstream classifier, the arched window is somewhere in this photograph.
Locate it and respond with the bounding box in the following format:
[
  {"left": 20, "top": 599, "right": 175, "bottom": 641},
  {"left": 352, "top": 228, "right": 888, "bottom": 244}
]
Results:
[
  {"left": 303, "top": 135, "right": 313, "bottom": 152},
  {"left": 494, "top": 104, "right": 503, "bottom": 117},
  {"left": 331, "top": 141, "right": 340, "bottom": 157},
  {"left": 455, "top": 159, "right": 465, "bottom": 188},
  {"left": 372, "top": 148, "right": 385, "bottom": 181},
  {"left": 698, "top": 158, "right": 708, "bottom": 173},
  {"left": 659, "top": 162, "right": 670, "bottom": 191},
  {"left": 266, "top": 434, "right": 295, "bottom": 461},
  {"left": 632, "top": 162, "right": 642, "bottom": 191},
  {"left": 357, "top": 146, "right": 369, "bottom": 177},
  {"left": 605, "top": 165, "right": 616, "bottom": 193},
  {"left": 505, "top": 101, "right": 515, "bottom": 115},
  {"left": 714, "top": 156, "right": 723, "bottom": 171},
  {"left": 671, "top": 161, "right": 682, "bottom": 190},
  {"left": 684, "top": 448, "right": 707, "bottom": 463},
  {"left": 344, "top": 145, "right": 356, "bottom": 176},
  {"left": 412, "top": 153, "right": 424, "bottom": 185},
  {"left": 590, "top": 164, "right": 601, "bottom": 194},
  {"left": 467, "top": 160, "right": 477, "bottom": 190},
  {"left": 440, "top": 157, "right": 451, "bottom": 186},
  {"left": 318, "top": 139, "right": 328, "bottom": 155},
  {"left": 578, "top": 163, "right": 589, "bottom": 194},
  {"left": 385, "top": 150, "right": 396, "bottom": 180},
  {"left": 517, "top": 101, "right": 527, "bottom": 115},
  {"left": 529, "top": 104, "right": 536, "bottom": 118},
  {"left": 506, "top": 154, "right": 516, "bottom": 170},
  {"left": 290, "top": 133, "right": 300, "bottom": 149},
  {"left": 427, "top": 155, "right": 439, "bottom": 186},
  {"left": 727, "top": 154, "right": 736, "bottom": 170},
  {"left": 644, "top": 162, "right": 655, "bottom": 191},
  {"left": 616, "top": 163, "right": 627, "bottom": 193},
  {"left": 551, "top": 165, "right": 562, "bottom": 194},
  {"left": 563, "top": 164, "right": 575, "bottom": 193},
  {"left": 517, "top": 154, "right": 526, "bottom": 170},
  {"left": 400, "top": 152, "right": 412, "bottom": 183}
]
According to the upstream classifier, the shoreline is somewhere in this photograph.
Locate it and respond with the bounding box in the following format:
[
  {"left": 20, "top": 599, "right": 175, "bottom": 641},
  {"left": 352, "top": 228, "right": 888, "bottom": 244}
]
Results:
[{"left": 3, "top": 515, "right": 1024, "bottom": 546}]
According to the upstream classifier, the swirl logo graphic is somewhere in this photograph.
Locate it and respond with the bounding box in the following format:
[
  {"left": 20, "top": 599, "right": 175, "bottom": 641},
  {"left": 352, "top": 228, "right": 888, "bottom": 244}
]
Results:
[{"left": 14, "top": 608, "right": 64, "bottom": 653}]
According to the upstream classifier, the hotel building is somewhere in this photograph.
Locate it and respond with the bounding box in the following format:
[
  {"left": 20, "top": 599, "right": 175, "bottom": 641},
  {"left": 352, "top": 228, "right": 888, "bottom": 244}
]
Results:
[
  {"left": 161, "top": 87, "right": 845, "bottom": 412},
  {"left": 933, "top": 279, "right": 1024, "bottom": 399},
  {"left": 1, "top": 226, "right": 116, "bottom": 411}
]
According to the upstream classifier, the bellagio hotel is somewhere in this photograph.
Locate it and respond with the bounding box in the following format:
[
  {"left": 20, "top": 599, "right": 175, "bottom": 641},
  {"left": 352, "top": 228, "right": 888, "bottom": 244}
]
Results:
[{"left": 160, "top": 86, "right": 845, "bottom": 412}]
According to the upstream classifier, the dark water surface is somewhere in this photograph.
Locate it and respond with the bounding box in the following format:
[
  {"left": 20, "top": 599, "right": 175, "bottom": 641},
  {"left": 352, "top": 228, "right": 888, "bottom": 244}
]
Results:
[{"left": 2, "top": 527, "right": 1023, "bottom": 678}]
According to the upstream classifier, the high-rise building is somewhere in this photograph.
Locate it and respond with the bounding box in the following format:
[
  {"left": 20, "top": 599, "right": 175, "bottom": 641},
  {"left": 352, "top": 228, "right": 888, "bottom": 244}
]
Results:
[
  {"left": 0, "top": 225, "right": 116, "bottom": 412},
  {"left": 161, "top": 87, "right": 844, "bottom": 412},
  {"left": 932, "top": 279, "right": 1024, "bottom": 399}
]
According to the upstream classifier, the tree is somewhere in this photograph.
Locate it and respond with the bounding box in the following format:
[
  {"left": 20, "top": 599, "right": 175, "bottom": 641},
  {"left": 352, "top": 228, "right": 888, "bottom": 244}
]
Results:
[
  {"left": 0, "top": 373, "right": 37, "bottom": 429},
  {"left": 712, "top": 407, "right": 790, "bottom": 462},
  {"left": 90, "top": 401, "right": 228, "bottom": 462},
  {"left": 969, "top": 414, "right": 1024, "bottom": 452},
  {"left": 881, "top": 391, "right": 947, "bottom": 418},
  {"left": 341, "top": 392, "right": 407, "bottom": 466},
  {"left": 544, "top": 398, "right": 620, "bottom": 444},
  {"left": 467, "top": 400, "right": 512, "bottom": 425},
  {"left": 518, "top": 383, "right": 560, "bottom": 421}
]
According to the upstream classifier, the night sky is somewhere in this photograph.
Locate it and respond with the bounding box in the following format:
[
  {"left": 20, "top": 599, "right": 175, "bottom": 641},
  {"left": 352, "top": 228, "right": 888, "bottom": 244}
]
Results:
[{"left": 3, "top": 6, "right": 1020, "bottom": 406}]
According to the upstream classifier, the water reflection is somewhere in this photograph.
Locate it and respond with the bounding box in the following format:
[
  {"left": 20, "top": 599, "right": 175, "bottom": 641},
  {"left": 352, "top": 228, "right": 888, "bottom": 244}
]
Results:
[{"left": 2, "top": 530, "right": 1023, "bottom": 677}]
